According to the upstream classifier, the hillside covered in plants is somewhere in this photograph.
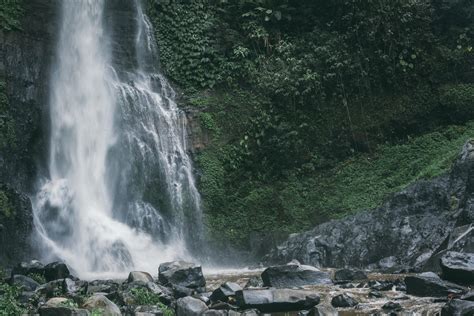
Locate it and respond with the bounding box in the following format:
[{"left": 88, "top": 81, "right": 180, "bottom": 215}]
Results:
[{"left": 146, "top": 0, "right": 474, "bottom": 249}]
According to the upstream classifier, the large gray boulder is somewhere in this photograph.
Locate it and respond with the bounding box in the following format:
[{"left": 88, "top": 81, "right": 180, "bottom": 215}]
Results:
[
  {"left": 261, "top": 263, "right": 332, "bottom": 288},
  {"left": 405, "top": 272, "right": 467, "bottom": 297},
  {"left": 176, "top": 296, "right": 209, "bottom": 316},
  {"left": 235, "top": 288, "right": 320, "bottom": 313},
  {"left": 159, "top": 261, "right": 206, "bottom": 290},
  {"left": 440, "top": 251, "right": 474, "bottom": 284},
  {"left": 83, "top": 294, "right": 121, "bottom": 316},
  {"left": 441, "top": 299, "right": 474, "bottom": 316}
]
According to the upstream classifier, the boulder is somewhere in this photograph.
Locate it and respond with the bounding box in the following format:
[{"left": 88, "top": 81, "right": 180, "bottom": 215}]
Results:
[
  {"left": 202, "top": 311, "right": 227, "bottom": 316},
  {"left": 39, "top": 307, "right": 90, "bottom": 316},
  {"left": 44, "top": 262, "right": 70, "bottom": 282},
  {"left": 83, "top": 294, "right": 121, "bottom": 316},
  {"left": 210, "top": 282, "right": 242, "bottom": 303},
  {"left": 87, "top": 279, "right": 119, "bottom": 295},
  {"left": 39, "top": 298, "right": 90, "bottom": 316},
  {"left": 12, "top": 259, "right": 45, "bottom": 277},
  {"left": 159, "top": 261, "right": 206, "bottom": 290},
  {"left": 235, "top": 288, "right": 320, "bottom": 313},
  {"left": 135, "top": 305, "right": 165, "bottom": 316},
  {"left": 10, "top": 274, "right": 40, "bottom": 291},
  {"left": 331, "top": 293, "right": 358, "bottom": 308},
  {"left": 333, "top": 268, "right": 368, "bottom": 282},
  {"left": 176, "top": 296, "right": 209, "bottom": 316},
  {"left": 128, "top": 271, "right": 154, "bottom": 283},
  {"left": 307, "top": 304, "right": 338, "bottom": 316},
  {"left": 405, "top": 272, "right": 467, "bottom": 297},
  {"left": 441, "top": 299, "right": 474, "bottom": 316},
  {"left": 440, "top": 251, "right": 474, "bottom": 284},
  {"left": 261, "top": 263, "right": 332, "bottom": 288},
  {"left": 461, "top": 291, "right": 474, "bottom": 301},
  {"left": 382, "top": 301, "right": 402, "bottom": 312}
]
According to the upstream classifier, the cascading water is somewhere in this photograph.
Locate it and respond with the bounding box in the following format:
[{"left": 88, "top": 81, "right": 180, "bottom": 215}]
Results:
[{"left": 32, "top": 0, "right": 203, "bottom": 279}]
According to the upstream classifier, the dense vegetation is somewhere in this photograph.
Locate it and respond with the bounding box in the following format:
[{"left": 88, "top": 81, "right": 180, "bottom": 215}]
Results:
[{"left": 147, "top": 0, "right": 473, "bottom": 248}]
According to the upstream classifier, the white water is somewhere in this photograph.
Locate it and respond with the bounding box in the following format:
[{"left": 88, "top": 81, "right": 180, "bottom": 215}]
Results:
[{"left": 32, "top": 0, "right": 203, "bottom": 279}]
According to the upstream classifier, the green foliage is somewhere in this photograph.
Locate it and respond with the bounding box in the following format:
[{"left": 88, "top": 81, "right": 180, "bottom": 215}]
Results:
[
  {"left": 0, "top": 190, "right": 13, "bottom": 218},
  {"left": 58, "top": 299, "right": 78, "bottom": 309},
  {"left": 91, "top": 309, "right": 104, "bottom": 316},
  {"left": 440, "top": 84, "right": 474, "bottom": 121},
  {"left": 27, "top": 273, "right": 45, "bottom": 285},
  {"left": 0, "top": 80, "right": 16, "bottom": 150},
  {"left": 148, "top": 0, "right": 474, "bottom": 247},
  {"left": 130, "top": 288, "right": 174, "bottom": 316},
  {"left": 0, "top": 0, "right": 23, "bottom": 31},
  {"left": 0, "top": 283, "right": 24, "bottom": 316}
]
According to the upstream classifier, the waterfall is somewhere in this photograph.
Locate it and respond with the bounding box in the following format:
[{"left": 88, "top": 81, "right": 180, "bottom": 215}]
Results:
[{"left": 32, "top": 0, "right": 203, "bottom": 279}]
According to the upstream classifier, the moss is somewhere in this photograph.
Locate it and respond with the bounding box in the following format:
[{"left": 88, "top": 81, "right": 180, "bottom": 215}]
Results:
[
  {"left": 0, "top": 80, "right": 17, "bottom": 150},
  {"left": 0, "top": 0, "right": 23, "bottom": 31},
  {"left": 0, "top": 190, "right": 13, "bottom": 218}
]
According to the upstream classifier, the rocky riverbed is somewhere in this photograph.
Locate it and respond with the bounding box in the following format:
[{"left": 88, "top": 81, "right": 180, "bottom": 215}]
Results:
[{"left": 2, "top": 256, "right": 473, "bottom": 315}]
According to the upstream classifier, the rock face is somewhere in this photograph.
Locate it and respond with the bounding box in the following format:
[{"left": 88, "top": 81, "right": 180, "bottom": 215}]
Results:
[
  {"left": 440, "top": 251, "right": 474, "bottom": 284},
  {"left": 441, "top": 299, "right": 474, "bottom": 316},
  {"left": 0, "top": 0, "right": 61, "bottom": 266},
  {"left": 235, "top": 288, "right": 320, "bottom": 313},
  {"left": 210, "top": 282, "right": 242, "bottom": 303},
  {"left": 176, "top": 296, "right": 209, "bottom": 316},
  {"left": 158, "top": 261, "right": 206, "bottom": 290},
  {"left": 331, "top": 293, "right": 358, "bottom": 308},
  {"left": 128, "top": 271, "right": 154, "bottom": 283},
  {"left": 261, "top": 263, "right": 332, "bottom": 288},
  {"left": 333, "top": 268, "right": 368, "bottom": 282},
  {"left": 83, "top": 294, "right": 121, "bottom": 316},
  {"left": 0, "top": 186, "right": 34, "bottom": 267},
  {"left": 265, "top": 140, "right": 474, "bottom": 272},
  {"left": 405, "top": 272, "right": 467, "bottom": 297},
  {"left": 44, "top": 261, "right": 70, "bottom": 282}
]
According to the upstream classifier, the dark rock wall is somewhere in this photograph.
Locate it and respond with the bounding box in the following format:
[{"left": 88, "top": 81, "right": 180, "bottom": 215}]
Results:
[
  {"left": 265, "top": 140, "right": 474, "bottom": 272},
  {"left": 0, "top": 0, "right": 60, "bottom": 191},
  {"left": 0, "top": 0, "right": 60, "bottom": 266}
]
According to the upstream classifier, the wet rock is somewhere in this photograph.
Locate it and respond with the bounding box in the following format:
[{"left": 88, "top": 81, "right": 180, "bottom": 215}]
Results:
[
  {"left": 240, "top": 310, "right": 259, "bottom": 316},
  {"left": 261, "top": 263, "right": 332, "bottom": 288},
  {"left": 339, "top": 283, "right": 355, "bottom": 289},
  {"left": 333, "top": 268, "right": 367, "bottom": 282},
  {"left": 194, "top": 292, "right": 212, "bottom": 305},
  {"left": 128, "top": 271, "right": 154, "bottom": 283},
  {"left": 87, "top": 279, "right": 119, "bottom": 295},
  {"left": 39, "top": 297, "right": 90, "bottom": 316},
  {"left": 36, "top": 280, "right": 65, "bottom": 299},
  {"left": 135, "top": 305, "right": 165, "bottom": 316},
  {"left": 440, "top": 251, "right": 474, "bottom": 284},
  {"left": 202, "top": 311, "right": 227, "bottom": 316},
  {"left": 83, "top": 294, "right": 121, "bottom": 315},
  {"left": 44, "top": 262, "right": 70, "bottom": 282},
  {"left": 369, "top": 280, "right": 395, "bottom": 291},
  {"left": 10, "top": 274, "right": 40, "bottom": 291},
  {"left": 441, "top": 299, "right": 474, "bottom": 316},
  {"left": 159, "top": 261, "right": 206, "bottom": 290},
  {"left": 12, "top": 259, "right": 45, "bottom": 277},
  {"left": 62, "top": 278, "right": 87, "bottom": 296},
  {"left": 0, "top": 188, "right": 35, "bottom": 267},
  {"left": 265, "top": 142, "right": 474, "bottom": 270},
  {"left": 210, "top": 282, "right": 242, "bottom": 303},
  {"left": 235, "top": 288, "right": 320, "bottom": 313},
  {"left": 405, "top": 272, "right": 467, "bottom": 297},
  {"left": 368, "top": 291, "right": 383, "bottom": 298},
  {"left": 176, "top": 296, "right": 209, "bottom": 316},
  {"left": 461, "top": 291, "right": 474, "bottom": 301},
  {"left": 331, "top": 293, "right": 358, "bottom": 308},
  {"left": 244, "top": 276, "right": 263, "bottom": 289},
  {"left": 382, "top": 301, "right": 402, "bottom": 312},
  {"left": 307, "top": 304, "right": 338, "bottom": 316},
  {"left": 209, "top": 301, "right": 238, "bottom": 311},
  {"left": 39, "top": 307, "right": 90, "bottom": 316}
]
